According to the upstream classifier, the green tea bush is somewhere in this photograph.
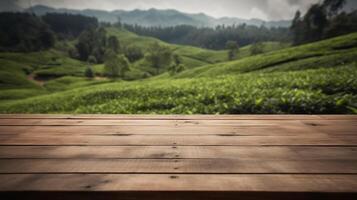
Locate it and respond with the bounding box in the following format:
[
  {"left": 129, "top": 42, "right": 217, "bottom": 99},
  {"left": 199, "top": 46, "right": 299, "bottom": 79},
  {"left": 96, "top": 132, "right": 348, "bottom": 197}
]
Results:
[{"left": 1, "top": 64, "right": 355, "bottom": 114}]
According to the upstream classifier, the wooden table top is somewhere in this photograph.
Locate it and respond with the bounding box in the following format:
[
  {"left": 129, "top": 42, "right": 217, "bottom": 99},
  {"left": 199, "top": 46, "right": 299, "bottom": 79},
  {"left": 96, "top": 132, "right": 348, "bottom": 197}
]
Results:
[{"left": 0, "top": 115, "right": 356, "bottom": 200}]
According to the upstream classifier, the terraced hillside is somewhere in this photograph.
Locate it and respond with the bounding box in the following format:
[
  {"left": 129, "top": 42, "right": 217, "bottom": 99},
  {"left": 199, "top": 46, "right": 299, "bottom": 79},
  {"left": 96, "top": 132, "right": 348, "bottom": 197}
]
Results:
[{"left": 0, "top": 32, "right": 356, "bottom": 114}]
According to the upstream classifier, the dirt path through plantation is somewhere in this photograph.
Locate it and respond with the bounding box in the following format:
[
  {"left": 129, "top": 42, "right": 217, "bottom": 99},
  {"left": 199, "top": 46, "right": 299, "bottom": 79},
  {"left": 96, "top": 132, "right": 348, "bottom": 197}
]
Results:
[{"left": 27, "top": 73, "right": 45, "bottom": 86}]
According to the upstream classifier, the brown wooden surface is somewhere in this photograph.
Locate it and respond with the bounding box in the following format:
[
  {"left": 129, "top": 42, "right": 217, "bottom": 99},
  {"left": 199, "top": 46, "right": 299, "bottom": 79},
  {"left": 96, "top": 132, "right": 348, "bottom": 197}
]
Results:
[{"left": 0, "top": 115, "right": 356, "bottom": 200}]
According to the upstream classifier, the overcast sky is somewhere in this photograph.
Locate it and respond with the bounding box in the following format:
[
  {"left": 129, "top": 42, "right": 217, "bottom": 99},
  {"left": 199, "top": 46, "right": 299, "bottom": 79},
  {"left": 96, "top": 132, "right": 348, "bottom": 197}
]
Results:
[{"left": 3, "top": 0, "right": 357, "bottom": 20}]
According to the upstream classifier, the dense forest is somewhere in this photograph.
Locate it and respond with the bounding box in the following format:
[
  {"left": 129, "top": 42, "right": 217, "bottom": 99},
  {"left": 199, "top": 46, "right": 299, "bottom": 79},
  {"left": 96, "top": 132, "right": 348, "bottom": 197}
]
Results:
[
  {"left": 42, "top": 13, "right": 98, "bottom": 39},
  {"left": 291, "top": 0, "right": 357, "bottom": 44},
  {"left": 0, "top": 13, "right": 54, "bottom": 52},
  {"left": 123, "top": 24, "right": 291, "bottom": 50},
  {"left": 121, "top": 0, "right": 357, "bottom": 49}
]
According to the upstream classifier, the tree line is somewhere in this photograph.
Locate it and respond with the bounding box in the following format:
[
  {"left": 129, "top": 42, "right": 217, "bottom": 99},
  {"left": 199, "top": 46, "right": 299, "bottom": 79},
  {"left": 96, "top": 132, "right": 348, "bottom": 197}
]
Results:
[
  {"left": 0, "top": 12, "right": 55, "bottom": 52},
  {"left": 291, "top": 0, "right": 357, "bottom": 45},
  {"left": 0, "top": 12, "right": 98, "bottom": 52},
  {"left": 122, "top": 23, "right": 291, "bottom": 50}
]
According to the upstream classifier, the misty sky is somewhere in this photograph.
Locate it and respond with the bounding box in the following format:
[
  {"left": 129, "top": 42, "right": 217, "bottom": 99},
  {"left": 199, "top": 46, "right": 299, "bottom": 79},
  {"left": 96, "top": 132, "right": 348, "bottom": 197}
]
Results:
[{"left": 4, "top": 0, "right": 357, "bottom": 20}]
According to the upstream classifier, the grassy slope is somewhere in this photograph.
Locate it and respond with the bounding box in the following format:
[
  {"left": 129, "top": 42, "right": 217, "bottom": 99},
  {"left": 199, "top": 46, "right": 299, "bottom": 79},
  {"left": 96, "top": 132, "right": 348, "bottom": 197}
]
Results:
[
  {"left": 0, "top": 27, "right": 287, "bottom": 84},
  {"left": 175, "top": 33, "right": 357, "bottom": 78},
  {"left": 0, "top": 49, "right": 88, "bottom": 100},
  {"left": 0, "top": 33, "right": 356, "bottom": 114},
  {"left": 105, "top": 27, "right": 287, "bottom": 78},
  {"left": 0, "top": 64, "right": 355, "bottom": 114}
]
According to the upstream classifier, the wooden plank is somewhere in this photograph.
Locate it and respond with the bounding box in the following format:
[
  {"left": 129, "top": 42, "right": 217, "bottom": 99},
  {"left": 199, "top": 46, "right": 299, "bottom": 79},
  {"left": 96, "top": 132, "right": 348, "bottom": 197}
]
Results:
[
  {"left": 1, "top": 174, "right": 357, "bottom": 192},
  {"left": 0, "top": 119, "right": 313, "bottom": 126},
  {"left": 1, "top": 119, "right": 355, "bottom": 130},
  {"left": 0, "top": 159, "right": 356, "bottom": 173},
  {"left": 0, "top": 114, "right": 323, "bottom": 120},
  {"left": 0, "top": 134, "right": 356, "bottom": 146},
  {"left": 0, "top": 124, "right": 326, "bottom": 136},
  {"left": 0, "top": 146, "right": 356, "bottom": 160},
  {"left": 0, "top": 115, "right": 355, "bottom": 199},
  {"left": 319, "top": 115, "right": 357, "bottom": 120},
  {"left": 303, "top": 120, "right": 357, "bottom": 127},
  {"left": 303, "top": 120, "right": 357, "bottom": 135}
]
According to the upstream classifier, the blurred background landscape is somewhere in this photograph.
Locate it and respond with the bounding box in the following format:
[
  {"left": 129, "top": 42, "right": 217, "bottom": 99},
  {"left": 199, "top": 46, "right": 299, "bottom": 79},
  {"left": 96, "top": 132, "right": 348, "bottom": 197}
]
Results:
[{"left": 0, "top": 0, "right": 356, "bottom": 114}]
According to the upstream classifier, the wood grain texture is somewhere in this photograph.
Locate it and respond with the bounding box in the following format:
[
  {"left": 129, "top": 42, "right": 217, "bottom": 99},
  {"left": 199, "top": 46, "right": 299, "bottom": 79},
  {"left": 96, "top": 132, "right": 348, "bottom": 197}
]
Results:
[
  {"left": 0, "top": 124, "right": 323, "bottom": 135},
  {"left": 1, "top": 146, "right": 356, "bottom": 159},
  {"left": 1, "top": 158, "right": 357, "bottom": 173},
  {"left": 0, "top": 115, "right": 356, "bottom": 200},
  {"left": 0, "top": 134, "right": 355, "bottom": 146},
  {"left": 0, "top": 174, "right": 356, "bottom": 192}
]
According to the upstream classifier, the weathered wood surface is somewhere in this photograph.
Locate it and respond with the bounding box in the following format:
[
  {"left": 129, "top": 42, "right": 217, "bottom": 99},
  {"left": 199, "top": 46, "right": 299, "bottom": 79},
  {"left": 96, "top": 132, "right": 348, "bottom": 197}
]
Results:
[{"left": 0, "top": 115, "right": 356, "bottom": 200}]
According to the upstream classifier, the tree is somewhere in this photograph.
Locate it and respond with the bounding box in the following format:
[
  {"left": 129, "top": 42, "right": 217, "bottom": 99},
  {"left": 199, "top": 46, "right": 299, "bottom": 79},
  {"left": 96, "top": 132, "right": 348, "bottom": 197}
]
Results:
[
  {"left": 76, "top": 29, "right": 93, "bottom": 61},
  {"left": 323, "top": 0, "right": 346, "bottom": 17},
  {"left": 88, "top": 55, "right": 97, "bottom": 64},
  {"left": 291, "top": 11, "right": 305, "bottom": 45},
  {"left": 123, "top": 23, "right": 290, "bottom": 50},
  {"left": 117, "top": 54, "right": 131, "bottom": 78},
  {"left": 85, "top": 55, "right": 97, "bottom": 78},
  {"left": 225, "top": 41, "right": 239, "bottom": 60},
  {"left": 107, "top": 36, "right": 120, "bottom": 53},
  {"left": 39, "top": 29, "right": 55, "bottom": 49},
  {"left": 0, "top": 13, "right": 55, "bottom": 52},
  {"left": 290, "top": 0, "right": 351, "bottom": 45},
  {"left": 68, "top": 47, "right": 79, "bottom": 59},
  {"left": 104, "top": 50, "right": 130, "bottom": 78},
  {"left": 76, "top": 28, "right": 108, "bottom": 62},
  {"left": 169, "top": 54, "right": 185, "bottom": 75},
  {"left": 250, "top": 42, "right": 264, "bottom": 55},
  {"left": 323, "top": 11, "right": 357, "bottom": 38},
  {"left": 42, "top": 13, "right": 98, "bottom": 39},
  {"left": 85, "top": 66, "right": 94, "bottom": 78},
  {"left": 104, "top": 50, "right": 120, "bottom": 78},
  {"left": 146, "top": 42, "right": 172, "bottom": 75},
  {"left": 125, "top": 46, "right": 144, "bottom": 62},
  {"left": 303, "top": 4, "right": 328, "bottom": 43}
]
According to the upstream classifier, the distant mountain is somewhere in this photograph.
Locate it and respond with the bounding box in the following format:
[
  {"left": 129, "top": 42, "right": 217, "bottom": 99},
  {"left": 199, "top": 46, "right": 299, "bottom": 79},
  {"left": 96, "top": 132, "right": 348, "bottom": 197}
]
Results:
[{"left": 26, "top": 5, "right": 291, "bottom": 28}]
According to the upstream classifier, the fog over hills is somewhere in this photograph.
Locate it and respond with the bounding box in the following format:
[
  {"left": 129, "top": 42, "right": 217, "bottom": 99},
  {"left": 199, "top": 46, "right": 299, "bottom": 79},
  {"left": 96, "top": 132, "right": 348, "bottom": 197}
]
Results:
[{"left": 27, "top": 5, "right": 291, "bottom": 28}]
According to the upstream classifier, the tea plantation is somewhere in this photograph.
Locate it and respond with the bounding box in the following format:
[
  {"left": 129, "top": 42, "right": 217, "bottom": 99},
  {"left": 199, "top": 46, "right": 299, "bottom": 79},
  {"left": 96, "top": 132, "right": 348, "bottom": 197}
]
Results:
[{"left": 0, "top": 31, "right": 356, "bottom": 114}]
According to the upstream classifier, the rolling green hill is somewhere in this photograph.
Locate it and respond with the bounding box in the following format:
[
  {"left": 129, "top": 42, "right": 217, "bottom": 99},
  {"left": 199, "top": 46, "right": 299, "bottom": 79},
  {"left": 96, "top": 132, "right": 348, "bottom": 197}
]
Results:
[
  {"left": 102, "top": 27, "right": 288, "bottom": 79},
  {"left": 0, "top": 26, "right": 285, "bottom": 90},
  {"left": 0, "top": 32, "right": 356, "bottom": 114},
  {"left": 174, "top": 33, "right": 357, "bottom": 78}
]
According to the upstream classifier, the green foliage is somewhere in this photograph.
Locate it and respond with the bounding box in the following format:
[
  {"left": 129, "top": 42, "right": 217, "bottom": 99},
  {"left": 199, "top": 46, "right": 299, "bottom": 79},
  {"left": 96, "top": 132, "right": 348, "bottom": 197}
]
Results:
[
  {"left": 124, "top": 46, "right": 144, "bottom": 62},
  {"left": 146, "top": 43, "right": 173, "bottom": 74},
  {"left": 84, "top": 66, "right": 94, "bottom": 78},
  {"left": 0, "top": 89, "right": 47, "bottom": 101},
  {"left": 322, "top": 0, "right": 346, "bottom": 17},
  {"left": 87, "top": 55, "right": 97, "bottom": 64},
  {"left": 250, "top": 43, "right": 264, "bottom": 55},
  {"left": 107, "top": 36, "right": 120, "bottom": 53},
  {"left": 0, "top": 71, "right": 39, "bottom": 90},
  {"left": 104, "top": 50, "right": 130, "bottom": 78},
  {"left": 169, "top": 55, "right": 185, "bottom": 75},
  {"left": 0, "top": 24, "right": 356, "bottom": 114},
  {"left": 43, "top": 76, "right": 109, "bottom": 92},
  {"left": 124, "top": 23, "right": 290, "bottom": 50},
  {"left": 290, "top": 0, "right": 355, "bottom": 45},
  {"left": 42, "top": 13, "right": 98, "bottom": 39},
  {"left": 176, "top": 33, "right": 357, "bottom": 78},
  {"left": 0, "top": 64, "right": 355, "bottom": 114},
  {"left": 0, "top": 13, "right": 55, "bottom": 52},
  {"left": 76, "top": 27, "right": 107, "bottom": 62},
  {"left": 226, "top": 41, "right": 239, "bottom": 60}
]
